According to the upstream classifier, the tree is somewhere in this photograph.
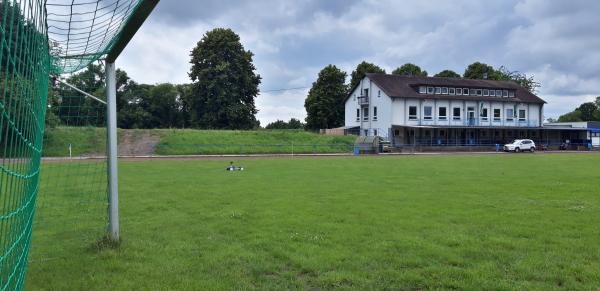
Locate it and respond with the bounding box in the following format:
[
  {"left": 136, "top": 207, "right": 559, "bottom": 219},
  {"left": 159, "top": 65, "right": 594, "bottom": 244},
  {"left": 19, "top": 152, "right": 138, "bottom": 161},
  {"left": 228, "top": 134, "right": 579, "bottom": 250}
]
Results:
[
  {"left": 349, "top": 61, "right": 385, "bottom": 90},
  {"left": 304, "top": 65, "right": 348, "bottom": 130},
  {"left": 495, "top": 66, "right": 540, "bottom": 94},
  {"left": 392, "top": 63, "right": 427, "bottom": 77},
  {"left": 434, "top": 70, "right": 461, "bottom": 78},
  {"left": 188, "top": 28, "right": 261, "bottom": 129},
  {"left": 463, "top": 62, "right": 497, "bottom": 80},
  {"left": 577, "top": 102, "right": 599, "bottom": 121},
  {"left": 287, "top": 118, "right": 304, "bottom": 129},
  {"left": 463, "top": 62, "right": 540, "bottom": 93},
  {"left": 265, "top": 118, "right": 305, "bottom": 129},
  {"left": 558, "top": 110, "right": 583, "bottom": 122}
]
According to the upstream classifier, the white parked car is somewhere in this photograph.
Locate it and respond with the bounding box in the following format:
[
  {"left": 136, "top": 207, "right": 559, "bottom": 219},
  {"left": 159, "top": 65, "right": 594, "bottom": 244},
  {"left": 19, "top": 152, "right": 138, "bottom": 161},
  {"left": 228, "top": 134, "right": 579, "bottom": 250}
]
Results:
[{"left": 504, "top": 139, "right": 536, "bottom": 153}]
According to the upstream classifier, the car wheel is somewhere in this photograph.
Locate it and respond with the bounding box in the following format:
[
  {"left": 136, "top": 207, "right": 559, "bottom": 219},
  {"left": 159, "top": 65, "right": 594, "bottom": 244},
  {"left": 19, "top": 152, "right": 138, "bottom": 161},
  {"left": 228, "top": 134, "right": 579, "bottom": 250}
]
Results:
[
  {"left": 515, "top": 147, "right": 521, "bottom": 153},
  {"left": 530, "top": 147, "right": 535, "bottom": 153}
]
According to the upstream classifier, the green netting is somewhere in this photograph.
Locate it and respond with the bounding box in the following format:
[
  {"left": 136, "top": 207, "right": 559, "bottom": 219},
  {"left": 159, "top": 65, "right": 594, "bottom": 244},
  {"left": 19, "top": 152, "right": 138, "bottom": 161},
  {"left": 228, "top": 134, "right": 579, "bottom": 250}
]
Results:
[
  {"left": 46, "top": 0, "right": 145, "bottom": 74},
  {"left": 28, "top": 68, "right": 108, "bottom": 274},
  {"left": 0, "top": 0, "right": 50, "bottom": 289},
  {"left": 1, "top": 0, "right": 152, "bottom": 289}
]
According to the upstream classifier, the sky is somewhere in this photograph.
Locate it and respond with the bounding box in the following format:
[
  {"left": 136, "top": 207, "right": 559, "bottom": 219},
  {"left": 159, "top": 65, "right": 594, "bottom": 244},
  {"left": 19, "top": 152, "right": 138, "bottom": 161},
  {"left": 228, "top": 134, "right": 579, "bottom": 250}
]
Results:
[{"left": 117, "top": 0, "right": 600, "bottom": 125}]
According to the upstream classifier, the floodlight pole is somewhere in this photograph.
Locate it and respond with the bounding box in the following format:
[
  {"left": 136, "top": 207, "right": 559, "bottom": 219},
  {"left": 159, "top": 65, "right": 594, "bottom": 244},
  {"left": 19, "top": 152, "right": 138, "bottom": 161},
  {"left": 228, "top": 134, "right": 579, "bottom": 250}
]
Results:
[{"left": 106, "top": 61, "right": 119, "bottom": 241}]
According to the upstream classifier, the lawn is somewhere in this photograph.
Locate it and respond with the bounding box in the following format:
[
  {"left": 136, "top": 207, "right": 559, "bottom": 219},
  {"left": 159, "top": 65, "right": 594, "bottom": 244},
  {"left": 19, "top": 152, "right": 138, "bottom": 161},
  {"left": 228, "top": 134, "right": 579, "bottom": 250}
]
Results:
[{"left": 26, "top": 154, "right": 600, "bottom": 290}]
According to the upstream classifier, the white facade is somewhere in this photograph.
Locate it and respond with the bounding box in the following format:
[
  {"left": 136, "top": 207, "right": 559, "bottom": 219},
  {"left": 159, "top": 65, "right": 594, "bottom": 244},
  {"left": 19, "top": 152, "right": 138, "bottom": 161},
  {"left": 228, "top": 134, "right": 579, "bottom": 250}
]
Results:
[{"left": 345, "top": 76, "right": 544, "bottom": 138}]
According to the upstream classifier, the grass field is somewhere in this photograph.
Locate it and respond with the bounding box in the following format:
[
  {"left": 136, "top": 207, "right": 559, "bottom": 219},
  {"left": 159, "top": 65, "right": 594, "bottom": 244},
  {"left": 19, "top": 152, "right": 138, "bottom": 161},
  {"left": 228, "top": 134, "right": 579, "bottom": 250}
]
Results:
[
  {"left": 26, "top": 154, "right": 600, "bottom": 289},
  {"left": 41, "top": 127, "right": 355, "bottom": 156}
]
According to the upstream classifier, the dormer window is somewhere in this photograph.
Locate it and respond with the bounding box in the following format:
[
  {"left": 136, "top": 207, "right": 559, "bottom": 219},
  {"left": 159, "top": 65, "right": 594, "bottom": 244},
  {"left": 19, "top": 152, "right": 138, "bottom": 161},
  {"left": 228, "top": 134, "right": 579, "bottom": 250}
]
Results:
[
  {"left": 503, "top": 90, "right": 508, "bottom": 97},
  {"left": 419, "top": 86, "right": 426, "bottom": 94},
  {"left": 469, "top": 89, "right": 476, "bottom": 95},
  {"left": 483, "top": 89, "right": 489, "bottom": 96},
  {"left": 456, "top": 88, "right": 462, "bottom": 95},
  {"left": 427, "top": 87, "right": 434, "bottom": 94},
  {"left": 508, "top": 91, "right": 515, "bottom": 97},
  {"left": 441, "top": 87, "right": 448, "bottom": 94},
  {"left": 489, "top": 90, "right": 495, "bottom": 97},
  {"left": 463, "top": 88, "right": 469, "bottom": 96},
  {"left": 449, "top": 88, "right": 455, "bottom": 95},
  {"left": 435, "top": 87, "right": 441, "bottom": 94},
  {"left": 496, "top": 90, "right": 502, "bottom": 97},
  {"left": 476, "top": 89, "right": 482, "bottom": 96}
]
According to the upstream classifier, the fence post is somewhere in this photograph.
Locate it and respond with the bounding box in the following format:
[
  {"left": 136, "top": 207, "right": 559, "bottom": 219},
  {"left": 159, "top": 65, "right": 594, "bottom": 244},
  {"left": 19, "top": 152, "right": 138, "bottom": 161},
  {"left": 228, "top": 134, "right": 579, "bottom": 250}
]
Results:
[{"left": 106, "top": 61, "right": 119, "bottom": 242}]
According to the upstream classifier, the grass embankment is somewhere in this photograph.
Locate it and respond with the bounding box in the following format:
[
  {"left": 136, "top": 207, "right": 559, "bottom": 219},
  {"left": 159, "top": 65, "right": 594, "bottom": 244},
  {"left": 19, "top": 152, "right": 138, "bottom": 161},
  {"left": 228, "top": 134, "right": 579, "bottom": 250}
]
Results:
[
  {"left": 42, "top": 127, "right": 355, "bottom": 156},
  {"left": 154, "top": 129, "right": 355, "bottom": 155},
  {"left": 27, "top": 154, "right": 600, "bottom": 289},
  {"left": 43, "top": 127, "right": 107, "bottom": 157}
]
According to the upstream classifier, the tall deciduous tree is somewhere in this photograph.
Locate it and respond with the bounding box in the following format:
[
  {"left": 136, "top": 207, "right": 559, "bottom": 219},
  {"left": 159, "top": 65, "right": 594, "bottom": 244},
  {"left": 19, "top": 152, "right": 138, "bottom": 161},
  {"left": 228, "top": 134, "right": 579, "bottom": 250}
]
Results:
[
  {"left": 392, "top": 63, "right": 428, "bottom": 77},
  {"left": 304, "top": 65, "right": 348, "bottom": 130},
  {"left": 349, "top": 61, "right": 385, "bottom": 90},
  {"left": 434, "top": 70, "right": 461, "bottom": 78},
  {"left": 188, "top": 28, "right": 261, "bottom": 129}
]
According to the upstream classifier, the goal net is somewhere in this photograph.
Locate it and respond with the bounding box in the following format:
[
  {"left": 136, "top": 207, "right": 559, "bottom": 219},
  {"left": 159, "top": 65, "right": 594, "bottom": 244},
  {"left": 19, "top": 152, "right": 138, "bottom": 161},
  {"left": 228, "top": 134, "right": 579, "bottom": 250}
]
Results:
[{"left": 0, "top": 0, "right": 157, "bottom": 289}]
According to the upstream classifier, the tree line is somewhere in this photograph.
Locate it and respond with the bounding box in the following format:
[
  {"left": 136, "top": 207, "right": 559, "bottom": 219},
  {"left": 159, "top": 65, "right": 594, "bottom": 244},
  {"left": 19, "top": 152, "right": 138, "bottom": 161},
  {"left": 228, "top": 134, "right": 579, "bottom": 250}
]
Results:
[
  {"left": 48, "top": 28, "right": 261, "bottom": 130},
  {"left": 304, "top": 61, "right": 540, "bottom": 130},
  {"left": 45, "top": 27, "right": 543, "bottom": 131},
  {"left": 557, "top": 97, "right": 600, "bottom": 122}
]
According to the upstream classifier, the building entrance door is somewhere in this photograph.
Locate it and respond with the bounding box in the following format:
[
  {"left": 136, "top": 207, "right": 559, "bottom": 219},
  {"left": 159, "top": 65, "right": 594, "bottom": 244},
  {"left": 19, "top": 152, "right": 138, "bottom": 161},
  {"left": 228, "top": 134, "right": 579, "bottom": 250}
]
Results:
[{"left": 467, "top": 107, "right": 475, "bottom": 125}]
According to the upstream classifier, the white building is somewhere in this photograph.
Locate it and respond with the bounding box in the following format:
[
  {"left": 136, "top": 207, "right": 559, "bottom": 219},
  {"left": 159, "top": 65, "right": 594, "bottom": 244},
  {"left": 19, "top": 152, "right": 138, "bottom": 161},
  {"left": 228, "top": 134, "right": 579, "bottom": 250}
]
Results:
[{"left": 344, "top": 73, "right": 563, "bottom": 146}]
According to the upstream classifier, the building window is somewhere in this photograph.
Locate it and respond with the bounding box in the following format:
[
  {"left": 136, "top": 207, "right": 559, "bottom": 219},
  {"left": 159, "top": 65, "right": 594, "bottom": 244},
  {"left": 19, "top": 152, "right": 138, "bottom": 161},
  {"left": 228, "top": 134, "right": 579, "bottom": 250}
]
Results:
[
  {"left": 481, "top": 108, "right": 488, "bottom": 121},
  {"left": 506, "top": 108, "right": 514, "bottom": 121},
  {"left": 427, "top": 87, "right": 434, "bottom": 94},
  {"left": 435, "top": 87, "right": 441, "bottom": 94},
  {"left": 493, "top": 108, "right": 501, "bottom": 121},
  {"left": 453, "top": 107, "right": 461, "bottom": 120},
  {"left": 363, "top": 108, "right": 369, "bottom": 121},
  {"left": 508, "top": 91, "right": 515, "bottom": 97},
  {"left": 503, "top": 90, "right": 509, "bottom": 97},
  {"left": 409, "top": 106, "right": 418, "bottom": 120},
  {"left": 449, "top": 88, "right": 455, "bottom": 95},
  {"left": 424, "top": 106, "right": 433, "bottom": 120},
  {"left": 419, "top": 86, "right": 426, "bottom": 94},
  {"left": 483, "top": 89, "right": 489, "bottom": 96},
  {"left": 463, "top": 88, "right": 469, "bottom": 95},
  {"left": 364, "top": 89, "right": 369, "bottom": 97},
  {"left": 438, "top": 107, "right": 447, "bottom": 120},
  {"left": 489, "top": 90, "right": 495, "bottom": 97},
  {"left": 356, "top": 109, "right": 360, "bottom": 121},
  {"left": 518, "top": 109, "right": 526, "bottom": 121},
  {"left": 378, "top": 90, "right": 381, "bottom": 97},
  {"left": 373, "top": 106, "right": 378, "bottom": 120},
  {"left": 476, "top": 89, "right": 483, "bottom": 96},
  {"left": 456, "top": 88, "right": 462, "bottom": 95},
  {"left": 374, "top": 129, "right": 378, "bottom": 136},
  {"left": 441, "top": 87, "right": 448, "bottom": 94},
  {"left": 496, "top": 90, "right": 502, "bottom": 97}
]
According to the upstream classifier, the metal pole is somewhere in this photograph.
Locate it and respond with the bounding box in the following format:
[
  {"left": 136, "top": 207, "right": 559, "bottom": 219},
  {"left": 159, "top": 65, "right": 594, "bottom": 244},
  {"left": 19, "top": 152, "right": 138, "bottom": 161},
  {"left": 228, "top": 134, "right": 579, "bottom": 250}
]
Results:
[{"left": 106, "top": 61, "right": 119, "bottom": 241}]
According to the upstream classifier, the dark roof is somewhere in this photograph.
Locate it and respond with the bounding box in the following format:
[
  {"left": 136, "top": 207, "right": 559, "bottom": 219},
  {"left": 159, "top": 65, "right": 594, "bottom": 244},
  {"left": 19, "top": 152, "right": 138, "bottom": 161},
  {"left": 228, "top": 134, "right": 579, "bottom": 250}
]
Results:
[{"left": 348, "top": 73, "right": 546, "bottom": 104}]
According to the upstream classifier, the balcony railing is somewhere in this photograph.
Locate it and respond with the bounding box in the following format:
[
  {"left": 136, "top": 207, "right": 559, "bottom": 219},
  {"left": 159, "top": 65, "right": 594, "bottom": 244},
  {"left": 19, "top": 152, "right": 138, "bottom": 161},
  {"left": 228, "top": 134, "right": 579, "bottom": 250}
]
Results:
[
  {"left": 357, "top": 96, "right": 369, "bottom": 106},
  {"left": 405, "top": 118, "right": 541, "bottom": 128}
]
